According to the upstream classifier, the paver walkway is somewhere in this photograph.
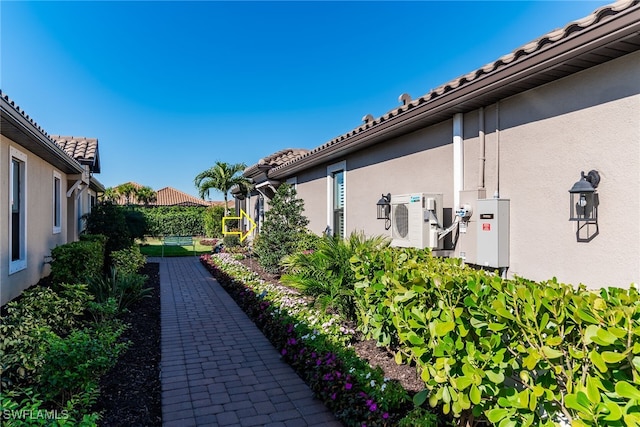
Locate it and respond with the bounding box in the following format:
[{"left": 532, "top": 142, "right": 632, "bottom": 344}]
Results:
[{"left": 156, "top": 256, "right": 342, "bottom": 427}]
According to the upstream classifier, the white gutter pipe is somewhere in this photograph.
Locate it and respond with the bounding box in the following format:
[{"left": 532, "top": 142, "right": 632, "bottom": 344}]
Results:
[
  {"left": 478, "top": 107, "right": 486, "bottom": 190},
  {"left": 494, "top": 102, "right": 501, "bottom": 199},
  {"left": 453, "top": 113, "right": 463, "bottom": 210}
]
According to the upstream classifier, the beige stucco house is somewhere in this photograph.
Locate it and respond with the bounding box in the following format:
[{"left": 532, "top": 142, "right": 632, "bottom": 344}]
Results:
[
  {"left": 1, "top": 92, "right": 104, "bottom": 305},
  {"left": 236, "top": 1, "right": 640, "bottom": 289}
]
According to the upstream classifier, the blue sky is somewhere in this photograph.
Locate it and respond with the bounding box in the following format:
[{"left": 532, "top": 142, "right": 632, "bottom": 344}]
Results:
[{"left": 1, "top": 1, "right": 611, "bottom": 200}]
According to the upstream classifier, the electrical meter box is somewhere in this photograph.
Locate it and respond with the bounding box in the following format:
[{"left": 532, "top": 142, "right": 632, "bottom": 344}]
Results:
[{"left": 477, "top": 199, "right": 510, "bottom": 268}]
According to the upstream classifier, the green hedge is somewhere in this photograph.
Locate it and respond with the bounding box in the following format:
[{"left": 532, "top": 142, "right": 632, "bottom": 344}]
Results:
[
  {"left": 135, "top": 206, "right": 206, "bottom": 236},
  {"left": 350, "top": 247, "right": 640, "bottom": 426}
]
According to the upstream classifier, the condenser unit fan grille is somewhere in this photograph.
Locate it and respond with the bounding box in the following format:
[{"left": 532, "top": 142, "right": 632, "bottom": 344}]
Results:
[{"left": 393, "top": 204, "right": 409, "bottom": 238}]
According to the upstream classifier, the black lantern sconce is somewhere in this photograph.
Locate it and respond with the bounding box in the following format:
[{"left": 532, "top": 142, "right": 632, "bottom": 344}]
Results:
[
  {"left": 569, "top": 170, "right": 600, "bottom": 242},
  {"left": 377, "top": 193, "right": 391, "bottom": 230}
]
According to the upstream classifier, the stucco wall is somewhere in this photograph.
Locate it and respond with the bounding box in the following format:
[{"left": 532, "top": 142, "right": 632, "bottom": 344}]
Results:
[
  {"left": 286, "top": 50, "right": 639, "bottom": 289},
  {"left": 1, "top": 135, "right": 69, "bottom": 305},
  {"left": 491, "top": 51, "right": 640, "bottom": 288}
]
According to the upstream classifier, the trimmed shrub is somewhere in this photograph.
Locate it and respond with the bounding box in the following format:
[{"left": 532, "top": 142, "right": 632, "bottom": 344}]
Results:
[
  {"left": 51, "top": 240, "right": 104, "bottom": 285},
  {"left": 111, "top": 246, "right": 146, "bottom": 276}
]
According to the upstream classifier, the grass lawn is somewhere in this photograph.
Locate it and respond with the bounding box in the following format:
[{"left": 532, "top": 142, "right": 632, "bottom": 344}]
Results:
[{"left": 138, "top": 237, "right": 213, "bottom": 257}]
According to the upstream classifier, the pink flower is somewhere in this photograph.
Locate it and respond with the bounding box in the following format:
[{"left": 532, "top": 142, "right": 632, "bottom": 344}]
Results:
[
  {"left": 382, "top": 412, "right": 389, "bottom": 419},
  {"left": 281, "top": 349, "right": 287, "bottom": 355},
  {"left": 369, "top": 402, "right": 377, "bottom": 412},
  {"left": 345, "top": 383, "right": 352, "bottom": 390},
  {"left": 330, "top": 393, "right": 337, "bottom": 400}
]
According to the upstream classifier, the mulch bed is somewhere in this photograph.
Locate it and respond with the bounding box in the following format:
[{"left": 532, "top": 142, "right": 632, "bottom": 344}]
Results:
[{"left": 94, "top": 262, "right": 162, "bottom": 426}]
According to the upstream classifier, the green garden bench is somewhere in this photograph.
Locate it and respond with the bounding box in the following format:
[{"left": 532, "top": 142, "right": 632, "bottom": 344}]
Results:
[{"left": 162, "top": 235, "right": 195, "bottom": 257}]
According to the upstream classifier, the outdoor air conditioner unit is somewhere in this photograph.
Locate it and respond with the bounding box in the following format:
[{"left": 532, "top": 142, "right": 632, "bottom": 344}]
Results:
[{"left": 391, "top": 193, "right": 444, "bottom": 249}]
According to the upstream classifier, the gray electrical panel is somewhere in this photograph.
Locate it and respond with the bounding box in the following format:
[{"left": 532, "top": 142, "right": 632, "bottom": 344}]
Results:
[{"left": 476, "top": 199, "right": 510, "bottom": 268}]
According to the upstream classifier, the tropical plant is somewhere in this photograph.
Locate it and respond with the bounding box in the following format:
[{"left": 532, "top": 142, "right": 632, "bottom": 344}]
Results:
[
  {"left": 282, "top": 231, "right": 389, "bottom": 320},
  {"left": 116, "top": 182, "right": 138, "bottom": 205},
  {"left": 194, "top": 161, "right": 251, "bottom": 216},
  {"left": 100, "top": 187, "right": 119, "bottom": 203},
  {"left": 253, "top": 183, "right": 309, "bottom": 274},
  {"left": 87, "top": 267, "right": 151, "bottom": 312},
  {"left": 135, "top": 185, "right": 157, "bottom": 206}
]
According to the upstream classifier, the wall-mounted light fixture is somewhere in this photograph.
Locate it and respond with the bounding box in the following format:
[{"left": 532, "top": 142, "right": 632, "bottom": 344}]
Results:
[
  {"left": 569, "top": 170, "right": 600, "bottom": 242},
  {"left": 377, "top": 193, "right": 391, "bottom": 230}
]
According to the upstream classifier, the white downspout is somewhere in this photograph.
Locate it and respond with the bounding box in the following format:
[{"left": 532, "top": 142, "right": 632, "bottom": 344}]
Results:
[
  {"left": 478, "top": 107, "right": 486, "bottom": 190},
  {"left": 494, "top": 102, "right": 501, "bottom": 199},
  {"left": 453, "top": 113, "right": 464, "bottom": 210}
]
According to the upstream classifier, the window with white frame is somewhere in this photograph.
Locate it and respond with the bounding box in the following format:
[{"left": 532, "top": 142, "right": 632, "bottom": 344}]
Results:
[
  {"left": 9, "top": 147, "right": 27, "bottom": 273},
  {"left": 286, "top": 177, "right": 297, "bottom": 191},
  {"left": 53, "top": 171, "right": 62, "bottom": 234},
  {"left": 327, "top": 161, "right": 346, "bottom": 238}
]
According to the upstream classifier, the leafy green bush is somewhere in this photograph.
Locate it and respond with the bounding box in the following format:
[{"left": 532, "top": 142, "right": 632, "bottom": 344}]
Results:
[
  {"left": 41, "top": 323, "right": 129, "bottom": 404},
  {"left": 123, "top": 209, "right": 148, "bottom": 240},
  {"left": 50, "top": 240, "right": 104, "bottom": 285},
  {"left": 111, "top": 246, "right": 146, "bottom": 276},
  {"left": 0, "top": 385, "right": 101, "bottom": 426},
  {"left": 203, "top": 205, "right": 226, "bottom": 238},
  {"left": 350, "top": 246, "right": 640, "bottom": 426},
  {"left": 84, "top": 202, "right": 132, "bottom": 258},
  {"left": 0, "top": 284, "right": 91, "bottom": 385},
  {"left": 253, "top": 183, "right": 309, "bottom": 274}
]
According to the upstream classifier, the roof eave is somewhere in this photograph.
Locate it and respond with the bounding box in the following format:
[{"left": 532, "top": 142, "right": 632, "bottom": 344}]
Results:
[
  {"left": 270, "top": 2, "right": 640, "bottom": 179},
  {"left": 1, "top": 95, "right": 84, "bottom": 174}
]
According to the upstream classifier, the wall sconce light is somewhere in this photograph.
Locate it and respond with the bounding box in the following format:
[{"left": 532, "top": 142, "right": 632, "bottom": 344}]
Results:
[
  {"left": 377, "top": 193, "right": 391, "bottom": 230},
  {"left": 569, "top": 170, "right": 600, "bottom": 242}
]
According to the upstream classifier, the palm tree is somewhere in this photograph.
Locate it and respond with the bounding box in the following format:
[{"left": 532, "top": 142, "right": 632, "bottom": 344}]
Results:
[
  {"left": 101, "top": 187, "right": 119, "bottom": 203},
  {"left": 117, "top": 183, "right": 138, "bottom": 205},
  {"left": 136, "top": 186, "right": 157, "bottom": 207},
  {"left": 194, "top": 161, "right": 251, "bottom": 216}
]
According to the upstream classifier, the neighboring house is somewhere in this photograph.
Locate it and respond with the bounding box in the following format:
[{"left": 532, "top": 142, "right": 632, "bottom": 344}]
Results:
[
  {"left": 111, "top": 182, "right": 230, "bottom": 207},
  {"left": 1, "top": 92, "right": 105, "bottom": 305},
  {"left": 236, "top": 1, "right": 640, "bottom": 289},
  {"left": 233, "top": 148, "right": 309, "bottom": 234}
]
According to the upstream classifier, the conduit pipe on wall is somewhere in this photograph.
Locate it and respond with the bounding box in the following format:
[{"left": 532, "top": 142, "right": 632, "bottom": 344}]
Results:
[
  {"left": 453, "top": 113, "right": 464, "bottom": 210},
  {"left": 494, "top": 102, "right": 501, "bottom": 199},
  {"left": 478, "top": 107, "right": 486, "bottom": 190}
]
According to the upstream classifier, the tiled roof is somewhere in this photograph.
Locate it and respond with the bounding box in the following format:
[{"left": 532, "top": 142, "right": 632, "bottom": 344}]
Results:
[
  {"left": 51, "top": 135, "right": 99, "bottom": 172},
  {"left": 112, "top": 182, "right": 232, "bottom": 207},
  {"left": 155, "top": 187, "right": 213, "bottom": 207},
  {"left": 244, "top": 148, "right": 310, "bottom": 177},
  {"left": 269, "top": 0, "right": 640, "bottom": 177},
  {"left": 1, "top": 91, "right": 84, "bottom": 174}
]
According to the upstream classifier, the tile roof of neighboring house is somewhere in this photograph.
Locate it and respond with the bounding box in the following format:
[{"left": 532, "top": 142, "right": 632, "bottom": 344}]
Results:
[
  {"left": 155, "top": 187, "right": 213, "bottom": 207},
  {"left": 51, "top": 135, "right": 101, "bottom": 173},
  {"left": 244, "top": 148, "right": 310, "bottom": 177},
  {"left": 112, "top": 182, "right": 231, "bottom": 207},
  {"left": 268, "top": 0, "right": 640, "bottom": 179},
  {"left": 0, "top": 91, "right": 105, "bottom": 192}
]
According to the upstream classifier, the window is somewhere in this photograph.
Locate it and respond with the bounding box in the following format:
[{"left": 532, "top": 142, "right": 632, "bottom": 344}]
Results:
[
  {"left": 9, "top": 147, "right": 27, "bottom": 274},
  {"left": 53, "top": 171, "right": 62, "bottom": 234},
  {"left": 327, "top": 161, "right": 346, "bottom": 238},
  {"left": 286, "top": 177, "right": 297, "bottom": 191}
]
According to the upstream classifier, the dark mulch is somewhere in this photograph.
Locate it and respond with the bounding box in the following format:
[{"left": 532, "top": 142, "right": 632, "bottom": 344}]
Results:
[{"left": 94, "top": 262, "right": 162, "bottom": 426}]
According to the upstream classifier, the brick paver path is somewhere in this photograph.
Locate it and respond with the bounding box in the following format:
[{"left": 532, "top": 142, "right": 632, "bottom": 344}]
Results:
[{"left": 157, "top": 256, "right": 342, "bottom": 426}]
